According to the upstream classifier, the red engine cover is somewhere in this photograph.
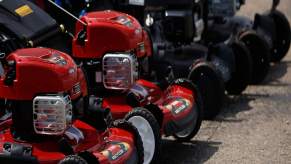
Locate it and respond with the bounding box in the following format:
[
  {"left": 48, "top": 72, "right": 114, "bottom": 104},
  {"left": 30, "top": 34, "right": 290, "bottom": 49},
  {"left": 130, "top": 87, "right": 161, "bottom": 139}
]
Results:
[
  {"left": 0, "top": 48, "right": 87, "bottom": 100},
  {"left": 72, "top": 10, "right": 149, "bottom": 59}
]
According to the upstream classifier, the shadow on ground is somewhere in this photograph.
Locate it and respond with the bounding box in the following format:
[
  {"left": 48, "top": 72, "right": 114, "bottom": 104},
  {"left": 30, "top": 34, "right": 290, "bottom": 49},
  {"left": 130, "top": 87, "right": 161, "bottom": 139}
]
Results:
[
  {"left": 215, "top": 59, "right": 290, "bottom": 122},
  {"left": 159, "top": 139, "right": 221, "bottom": 164},
  {"left": 262, "top": 61, "right": 289, "bottom": 85},
  {"left": 213, "top": 94, "right": 256, "bottom": 123}
]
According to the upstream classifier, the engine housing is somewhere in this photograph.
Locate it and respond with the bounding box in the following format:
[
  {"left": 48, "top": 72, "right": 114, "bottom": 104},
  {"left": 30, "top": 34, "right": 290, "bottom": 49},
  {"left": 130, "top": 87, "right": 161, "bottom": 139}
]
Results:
[
  {"left": 73, "top": 10, "right": 148, "bottom": 59},
  {"left": 0, "top": 48, "right": 86, "bottom": 100}
]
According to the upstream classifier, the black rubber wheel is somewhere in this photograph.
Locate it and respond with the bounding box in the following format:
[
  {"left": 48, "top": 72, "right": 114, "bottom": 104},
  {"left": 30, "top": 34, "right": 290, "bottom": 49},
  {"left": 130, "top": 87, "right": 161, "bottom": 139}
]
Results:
[
  {"left": 269, "top": 10, "right": 291, "bottom": 62},
  {"left": 124, "top": 108, "right": 161, "bottom": 164},
  {"left": 188, "top": 61, "right": 225, "bottom": 120},
  {"left": 239, "top": 31, "right": 271, "bottom": 84},
  {"left": 59, "top": 155, "right": 88, "bottom": 164},
  {"left": 112, "top": 119, "right": 144, "bottom": 164},
  {"left": 172, "top": 79, "right": 203, "bottom": 142},
  {"left": 226, "top": 41, "right": 253, "bottom": 95}
]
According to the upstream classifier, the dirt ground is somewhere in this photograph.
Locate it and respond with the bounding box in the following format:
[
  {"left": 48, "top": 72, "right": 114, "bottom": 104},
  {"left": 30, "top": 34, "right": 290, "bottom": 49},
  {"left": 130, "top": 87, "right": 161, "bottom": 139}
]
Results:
[{"left": 160, "top": 0, "right": 291, "bottom": 163}]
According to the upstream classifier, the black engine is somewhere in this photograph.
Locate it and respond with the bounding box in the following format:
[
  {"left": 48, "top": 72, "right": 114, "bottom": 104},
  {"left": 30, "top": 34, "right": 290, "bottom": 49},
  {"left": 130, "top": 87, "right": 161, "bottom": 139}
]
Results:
[
  {"left": 112, "top": 0, "right": 208, "bottom": 85},
  {"left": 115, "top": 0, "right": 205, "bottom": 44}
]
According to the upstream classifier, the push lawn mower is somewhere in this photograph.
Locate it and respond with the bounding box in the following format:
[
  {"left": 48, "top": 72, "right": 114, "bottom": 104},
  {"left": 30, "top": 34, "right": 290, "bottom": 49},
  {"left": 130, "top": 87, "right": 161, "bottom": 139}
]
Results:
[
  {"left": 71, "top": 9, "right": 204, "bottom": 163},
  {"left": 0, "top": 1, "right": 204, "bottom": 163},
  {"left": 50, "top": 2, "right": 204, "bottom": 162},
  {"left": 28, "top": 2, "right": 203, "bottom": 162},
  {"left": 0, "top": 47, "right": 148, "bottom": 164},
  {"left": 47, "top": 3, "right": 204, "bottom": 162},
  {"left": 206, "top": 0, "right": 291, "bottom": 83}
]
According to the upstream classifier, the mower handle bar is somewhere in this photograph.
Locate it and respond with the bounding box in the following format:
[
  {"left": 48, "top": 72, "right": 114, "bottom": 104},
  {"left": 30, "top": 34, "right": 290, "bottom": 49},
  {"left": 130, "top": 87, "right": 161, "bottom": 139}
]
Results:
[{"left": 47, "top": 0, "right": 87, "bottom": 26}]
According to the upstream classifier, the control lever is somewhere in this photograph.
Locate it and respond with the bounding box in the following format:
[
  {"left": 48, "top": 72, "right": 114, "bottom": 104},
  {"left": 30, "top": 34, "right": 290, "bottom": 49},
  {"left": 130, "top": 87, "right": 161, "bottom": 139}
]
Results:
[
  {"left": 4, "top": 61, "right": 16, "bottom": 86},
  {"left": 76, "top": 29, "right": 87, "bottom": 46},
  {"left": 165, "top": 66, "right": 175, "bottom": 83}
]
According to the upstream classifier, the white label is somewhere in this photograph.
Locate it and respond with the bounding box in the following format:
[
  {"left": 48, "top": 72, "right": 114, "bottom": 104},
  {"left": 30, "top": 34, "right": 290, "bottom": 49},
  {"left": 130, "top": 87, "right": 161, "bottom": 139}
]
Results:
[
  {"left": 95, "top": 71, "right": 102, "bottom": 83},
  {"left": 129, "top": 0, "right": 144, "bottom": 6}
]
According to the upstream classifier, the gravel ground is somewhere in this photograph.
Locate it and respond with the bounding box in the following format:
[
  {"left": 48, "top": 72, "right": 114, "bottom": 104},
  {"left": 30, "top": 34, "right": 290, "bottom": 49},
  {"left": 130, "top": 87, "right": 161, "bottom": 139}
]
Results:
[{"left": 160, "top": 0, "right": 291, "bottom": 163}]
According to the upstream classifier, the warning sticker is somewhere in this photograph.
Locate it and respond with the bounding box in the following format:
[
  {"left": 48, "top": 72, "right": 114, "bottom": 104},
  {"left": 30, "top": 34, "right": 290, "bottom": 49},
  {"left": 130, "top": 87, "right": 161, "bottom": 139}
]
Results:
[
  {"left": 101, "top": 142, "right": 130, "bottom": 161},
  {"left": 15, "top": 5, "right": 33, "bottom": 17},
  {"left": 165, "top": 98, "right": 191, "bottom": 115}
]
